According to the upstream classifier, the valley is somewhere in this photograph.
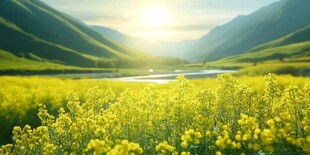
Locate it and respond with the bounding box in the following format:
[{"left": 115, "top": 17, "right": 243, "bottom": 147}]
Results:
[{"left": 0, "top": 0, "right": 309, "bottom": 154}]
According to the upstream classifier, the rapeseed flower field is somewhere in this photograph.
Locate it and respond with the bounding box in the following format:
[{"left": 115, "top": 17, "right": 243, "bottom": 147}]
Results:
[{"left": 0, "top": 74, "right": 310, "bottom": 154}]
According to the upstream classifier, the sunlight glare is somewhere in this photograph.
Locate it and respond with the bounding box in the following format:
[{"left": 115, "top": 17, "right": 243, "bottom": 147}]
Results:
[{"left": 143, "top": 7, "right": 168, "bottom": 27}]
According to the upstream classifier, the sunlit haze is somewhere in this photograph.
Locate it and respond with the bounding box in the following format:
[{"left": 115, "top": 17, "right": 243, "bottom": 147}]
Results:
[
  {"left": 42, "top": 0, "right": 280, "bottom": 42},
  {"left": 143, "top": 7, "right": 169, "bottom": 27}
]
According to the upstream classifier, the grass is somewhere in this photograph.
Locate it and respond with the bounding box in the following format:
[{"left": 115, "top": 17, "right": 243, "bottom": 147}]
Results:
[
  {"left": 0, "top": 49, "right": 78, "bottom": 70},
  {"left": 0, "top": 49, "right": 186, "bottom": 77},
  {"left": 211, "top": 41, "right": 310, "bottom": 65},
  {"left": 0, "top": 49, "right": 120, "bottom": 75},
  {"left": 237, "top": 62, "right": 310, "bottom": 76}
]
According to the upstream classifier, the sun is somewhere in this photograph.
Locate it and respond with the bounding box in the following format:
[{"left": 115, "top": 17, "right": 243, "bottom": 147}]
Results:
[
  {"left": 143, "top": 7, "right": 168, "bottom": 27},
  {"left": 136, "top": 6, "right": 171, "bottom": 40}
]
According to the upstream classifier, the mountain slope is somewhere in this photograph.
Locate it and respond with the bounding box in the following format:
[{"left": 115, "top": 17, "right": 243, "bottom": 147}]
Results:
[
  {"left": 249, "top": 26, "right": 310, "bottom": 52},
  {"left": 0, "top": 0, "right": 146, "bottom": 68},
  {"left": 0, "top": 49, "right": 80, "bottom": 71},
  {"left": 0, "top": 17, "right": 95, "bottom": 67},
  {"left": 209, "top": 26, "right": 310, "bottom": 67},
  {"left": 90, "top": 25, "right": 196, "bottom": 58},
  {"left": 187, "top": 0, "right": 310, "bottom": 61},
  {"left": 220, "top": 41, "right": 310, "bottom": 64}
]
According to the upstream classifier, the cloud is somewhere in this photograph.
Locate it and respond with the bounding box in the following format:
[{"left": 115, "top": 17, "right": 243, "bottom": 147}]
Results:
[
  {"left": 171, "top": 23, "right": 217, "bottom": 31},
  {"left": 71, "top": 12, "right": 129, "bottom": 22},
  {"left": 116, "top": 23, "right": 216, "bottom": 32}
]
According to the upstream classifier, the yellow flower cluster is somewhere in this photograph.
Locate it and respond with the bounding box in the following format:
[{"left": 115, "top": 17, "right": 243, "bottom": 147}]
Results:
[
  {"left": 215, "top": 125, "right": 234, "bottom": 150},
  {"left": 155, "top": 141, "right": 177, "bottom": 155},
  {"left": 107, "top": 140, "right": 143, "bottom": 155},
  {"left": 84, "top": 139, "right": 111, "bottom": 155},
  {"left": 0, "top": 74, "right": 309, "bottom": 154},
  {"left": 181, "top": 129, "right": 202, "bottom": 148}
]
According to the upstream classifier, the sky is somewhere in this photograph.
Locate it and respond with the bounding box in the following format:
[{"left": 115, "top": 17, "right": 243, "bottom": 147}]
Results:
[{"left": 42, "top": 0, "right": 280, "bottom": 42}]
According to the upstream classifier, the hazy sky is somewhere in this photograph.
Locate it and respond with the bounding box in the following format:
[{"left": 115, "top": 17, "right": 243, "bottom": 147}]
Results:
[{"left": 42, "top": 0, "right": 280, "bottom": 42}]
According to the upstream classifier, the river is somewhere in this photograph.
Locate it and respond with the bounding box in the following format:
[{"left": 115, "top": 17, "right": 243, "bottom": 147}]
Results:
[{"left": 110, "top": 70, "right": 236, "bottom": 84}]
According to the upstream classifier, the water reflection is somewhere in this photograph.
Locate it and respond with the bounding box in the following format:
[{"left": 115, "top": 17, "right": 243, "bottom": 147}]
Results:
[{"left": 113, "top": 70, "right": 236, "bottom": 84}]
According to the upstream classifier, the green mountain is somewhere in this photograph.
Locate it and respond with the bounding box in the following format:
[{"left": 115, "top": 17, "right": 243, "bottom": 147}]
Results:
[
  {"left": 186, "top": 0, "right": 310, "bottom": 61},
  {"left": 90, "top": 25, "right": 196, "bottom": 58},
  {"left": 218, "top": 26, "right": 310, "bottom": 63},
  {"left": 249, "top": 26, "right": 310, "bottom": 52},
  {"left": 0, "top": 0, "right": 148, "bottom": 69},
  {"left": 211, "top": 26, "right": 310, "bottom": 70},
  {"left": 0, "top": 17, "right": 95, "bottom": 67}
]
